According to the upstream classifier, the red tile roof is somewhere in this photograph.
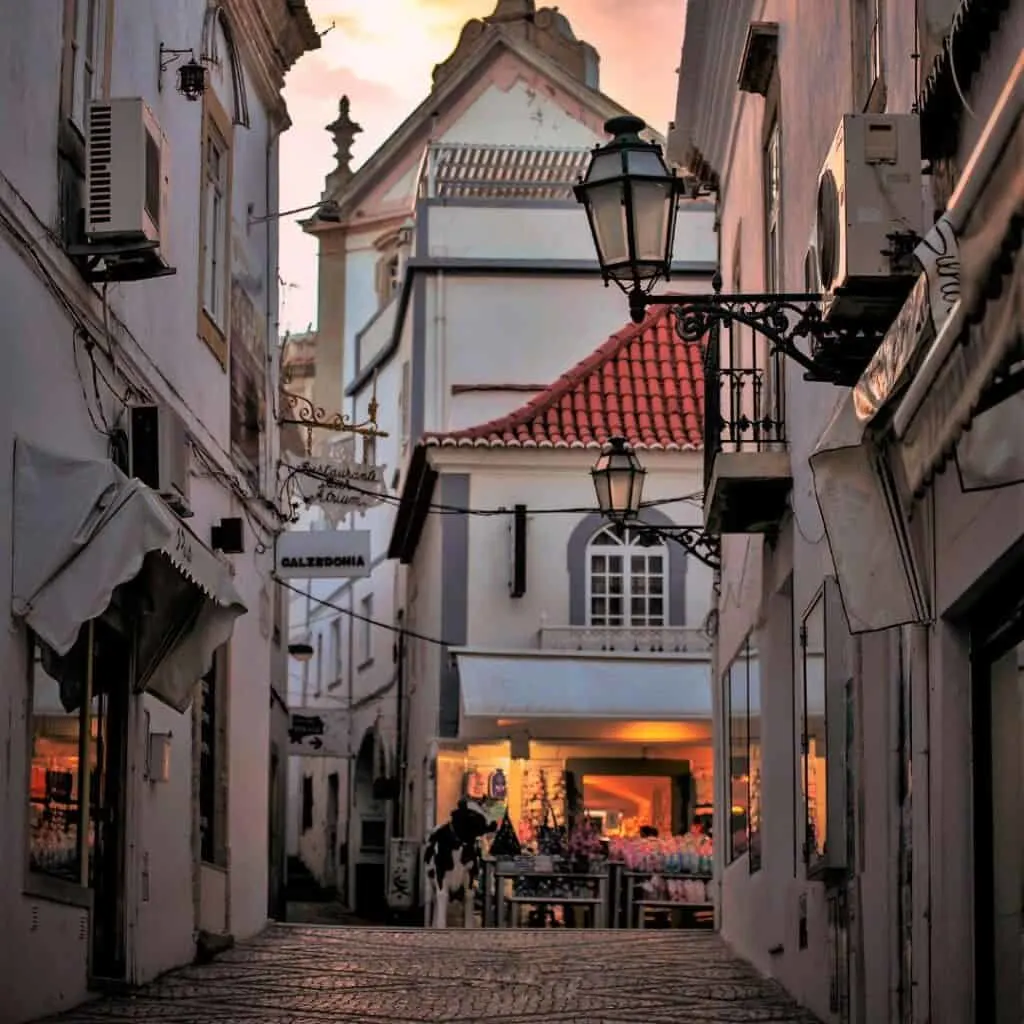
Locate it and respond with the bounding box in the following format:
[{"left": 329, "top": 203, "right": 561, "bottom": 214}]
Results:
[{"left": 423, "top": 307, "right": 704, "bottom": 451}]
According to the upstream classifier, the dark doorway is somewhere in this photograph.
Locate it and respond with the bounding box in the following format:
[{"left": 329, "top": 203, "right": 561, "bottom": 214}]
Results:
[
  {"left": 89, "top": 620, "right": 132, "bottom": 982},
  {"left": 971, "top": 576, "right": 1024, "bottom": 1024}
]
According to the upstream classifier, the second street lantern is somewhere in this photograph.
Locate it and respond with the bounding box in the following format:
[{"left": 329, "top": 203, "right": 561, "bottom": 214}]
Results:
[
  {"left": 574, "top": 115, "right": 683, "bottom": 322},
  {"left": 591, "top": 436, "right": 647, "bottom": 522}
]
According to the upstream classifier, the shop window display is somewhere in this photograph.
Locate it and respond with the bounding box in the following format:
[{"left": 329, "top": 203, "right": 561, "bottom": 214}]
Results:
[
  {"left": 746, "top": 640, "right": 763, "bottom": 873},
  {"left": 802, "top": 591, "right": 828, "bottom": 865},
  {"left": 726, "top": 656, "right": 749, "bottom": 861}
]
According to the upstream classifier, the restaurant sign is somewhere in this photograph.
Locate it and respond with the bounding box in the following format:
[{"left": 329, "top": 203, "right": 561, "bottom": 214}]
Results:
[
  {"left": 294, "top": 436, "right": 388, "bottom": 525},
  {"left": 275, "top": 529, "right": 371, "bottom": 579}
]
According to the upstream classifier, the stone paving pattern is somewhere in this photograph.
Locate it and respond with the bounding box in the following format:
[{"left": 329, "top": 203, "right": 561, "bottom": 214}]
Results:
[{"left": 42, "top": 924, "right": 823, "bottom": 1023}]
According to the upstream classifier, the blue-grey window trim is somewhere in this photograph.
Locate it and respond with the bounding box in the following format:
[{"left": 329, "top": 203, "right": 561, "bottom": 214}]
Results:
[{"left": 566, "top": 510, "right": 688, "bottom": 627}]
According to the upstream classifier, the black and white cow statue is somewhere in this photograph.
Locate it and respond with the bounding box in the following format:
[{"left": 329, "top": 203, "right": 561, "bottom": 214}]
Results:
[{"left": 423, "top": 797, "right": 497, "bottom": 928}]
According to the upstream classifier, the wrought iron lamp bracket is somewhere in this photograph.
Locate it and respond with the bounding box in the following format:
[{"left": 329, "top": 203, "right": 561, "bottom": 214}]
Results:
[
  {"left": 613, "top": 519, "right": 721, "bottom": 570},
  {"left": 633, "top": 286, "right": 888, "bottom": 387},
  {"left": 278, "top": 390, "right": 389, "bottom": 456}
]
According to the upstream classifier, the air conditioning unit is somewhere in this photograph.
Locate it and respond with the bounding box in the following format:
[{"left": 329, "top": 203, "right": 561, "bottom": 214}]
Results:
[
  {"left": 128, "top": 404, "right": 192, "bottom": 518},
  {"left": 86, "top": 98, "right": 169, "bottom": 247},
  {"left": 815, "top": 113, "right": 923, "bottom": 322}
]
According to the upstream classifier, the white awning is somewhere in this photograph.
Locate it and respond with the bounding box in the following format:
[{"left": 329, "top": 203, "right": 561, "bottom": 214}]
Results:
[
  {"left": 12, "top": 439, "right": 247, "bottom": 712},
  {"left": 454, "top": 649, "right": 713, "bottom": 741}
]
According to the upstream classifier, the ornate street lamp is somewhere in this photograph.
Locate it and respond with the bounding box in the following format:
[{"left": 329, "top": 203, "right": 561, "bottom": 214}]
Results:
[
  {"left": 575, "top": 118, "right": 885, "bottom": 385},
  {"left": 591, "top": 436, "right": 646, "bottom": 522},
  {"left": 574, "top": 116, "right": 682, "bottom": 321},
  {"left": 590, "top": 437, "right": 721, "bottom": 570}
]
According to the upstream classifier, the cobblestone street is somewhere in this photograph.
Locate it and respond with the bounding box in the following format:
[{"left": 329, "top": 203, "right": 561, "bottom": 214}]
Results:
[{"left": 43, "top": 924, "right": 821, "bottom": 1023}]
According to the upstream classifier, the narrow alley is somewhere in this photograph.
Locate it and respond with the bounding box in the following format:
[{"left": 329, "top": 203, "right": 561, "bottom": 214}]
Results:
[{"left": 40, "top": 925, "right": 820, "bottom": 1023}]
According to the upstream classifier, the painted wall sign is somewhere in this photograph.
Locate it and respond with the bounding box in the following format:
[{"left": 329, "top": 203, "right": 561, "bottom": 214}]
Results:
[
  {"left": 275, "top": 529, "right": 372, "bottom": 579},
  {"left": 287, "top": 709, "right": 347, "bottom": 757}
]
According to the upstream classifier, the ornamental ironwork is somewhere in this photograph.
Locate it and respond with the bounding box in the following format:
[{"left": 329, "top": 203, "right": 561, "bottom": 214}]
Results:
[{"left": 278, "top": 389, "right": 388, "bottom": 456}]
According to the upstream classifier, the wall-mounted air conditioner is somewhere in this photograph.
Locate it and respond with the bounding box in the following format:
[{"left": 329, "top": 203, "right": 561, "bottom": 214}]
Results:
[
  {"left": 86, "top": 98, "right": 170, "bottom": 248},
  {"left": 815, "top": 113, "right": 923, "bottom": 321},
  {"left": 128, "top": 403, "right": 192, "bottom": 518}
]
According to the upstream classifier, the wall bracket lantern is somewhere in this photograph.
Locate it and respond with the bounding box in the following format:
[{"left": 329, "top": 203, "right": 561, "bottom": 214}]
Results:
[
  {"left": 574, "top": 117, "right": 888, "bottom": 387},
  {"left": 158, "top": 44, "right": 210, "bottom": 101},
  {"left": 590, "top": 436, "right": 722, "bottom": 570}
]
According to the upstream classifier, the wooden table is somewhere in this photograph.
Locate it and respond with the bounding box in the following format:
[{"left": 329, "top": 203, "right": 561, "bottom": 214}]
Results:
[
  {"left": 490, "top": 866, "right": 609, "bottom": 929},
  {"left": 619, "top": 869, "right": 713, "bottom": 929}
]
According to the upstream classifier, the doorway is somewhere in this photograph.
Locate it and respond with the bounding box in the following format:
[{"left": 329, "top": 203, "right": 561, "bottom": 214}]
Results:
[
  {"left": 971, "top": 578, "right": 1024, "bottom": 1023},
  {"left": 87, "top": 619, "right": 132, "bottom": 982},
  {"left": 566, "top": 758, "right": 692, "bottom": 836},
  {"left": 326, "top": 772, "right": 340, "bottom": 892}
]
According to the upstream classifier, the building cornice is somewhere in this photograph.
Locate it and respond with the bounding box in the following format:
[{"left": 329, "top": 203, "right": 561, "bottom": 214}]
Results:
[{"left": 222, "top": 0, "right": 319, "bottom": 127}]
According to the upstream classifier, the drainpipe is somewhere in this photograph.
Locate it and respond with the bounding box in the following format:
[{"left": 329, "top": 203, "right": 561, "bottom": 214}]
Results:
[{"left": 393, "top": 622, "right": 406, "bottom": 838}]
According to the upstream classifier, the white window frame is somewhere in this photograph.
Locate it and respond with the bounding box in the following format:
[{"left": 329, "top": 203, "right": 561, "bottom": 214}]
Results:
[
  {"left": 64, "top": 0, "right": 110, "bottom": 136},
  {"left": 584, "top": 525, "right": 668, "bottom": 628},
  {"left": 329, "top": 618, "right": 342, "bottom": 688},
  {"left": 314, "top": 633, "right": 323, "bottom": 696}
]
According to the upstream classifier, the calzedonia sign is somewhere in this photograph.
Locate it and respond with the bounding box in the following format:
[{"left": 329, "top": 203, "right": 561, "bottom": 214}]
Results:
[{"left": 275, "top": 529, "right": 372, "bottom": 580}]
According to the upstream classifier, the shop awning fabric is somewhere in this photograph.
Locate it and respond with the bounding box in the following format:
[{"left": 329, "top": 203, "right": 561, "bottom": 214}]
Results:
[
  {"left": 454, "top": 649, "right": 712, "bottom": 723},
  {"left": 11, "top": 439, "right": 247, "bottom": 712}
]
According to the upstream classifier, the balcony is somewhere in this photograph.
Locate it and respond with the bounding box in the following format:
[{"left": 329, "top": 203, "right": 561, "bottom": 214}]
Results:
[
  {"left": 703, "top": 321, "right": 792, "bottom": 535},
  {"left": 538, "top": 625, "right": 712, "bottom": 654}
]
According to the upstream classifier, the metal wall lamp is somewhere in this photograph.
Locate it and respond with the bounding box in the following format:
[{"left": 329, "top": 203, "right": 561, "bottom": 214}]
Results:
[
  {"left": 591, "top": 436, "right": 721, "bottom": 570},
  {"left": 158, "top": 44, "right": 210, "bottom": 101},
  {"left": 574, "top": 116, "right": 885, "bottom": 387}
]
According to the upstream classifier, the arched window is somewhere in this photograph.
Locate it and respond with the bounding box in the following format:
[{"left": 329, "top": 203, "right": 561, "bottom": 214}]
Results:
[{"left": 585, "top": 525, "right": 668, "bottom": 627}]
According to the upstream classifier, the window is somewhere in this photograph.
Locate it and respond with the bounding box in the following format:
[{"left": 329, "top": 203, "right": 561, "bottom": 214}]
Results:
[
  {"left": 329, "top": 618, "right": 343, "bottom": 689},
  {"left": 853, "top": 0, "right": 885, "bottom": 109},
  {"left": 761, "top": 115, "right": 786, "bottom": 440},
  {"left": 62, "top": 0, "right": 110, "bottom": 137},
  {"left": 725, "top": 655, "right": 749, "bottom": 863},
  {"left": 198, "top": 648, "right": 228, "bottom": 866},
  {"left": 724, "top": 638, "right": 761, "bottom": 867},
  {"left": 359, "top": 595, "right": 373, "bottom": 665},
  {"left": 585, "top": 525, "right": 667, "bottom": 627},
  {"left": 374, "top": 245, "right": 403, "bottom": 308},
  {"left": 800, "top": 579, "right": 852, "bottom": 876},
  {"left": 301, "top": 775, "right": 313, "bottom": 832},
  {"left": 314, "top": 633, "right": 323, "bottom": 696},
  {"left": 198, "top": 89, "right": 233, "bottom": 365},
  {"left": 27, "top": 622, "right": 129, "bottom": 895}
]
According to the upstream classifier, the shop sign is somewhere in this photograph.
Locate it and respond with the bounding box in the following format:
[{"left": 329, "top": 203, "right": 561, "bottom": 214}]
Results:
[
  {"left": 387, "top": 838, "right": 419, "bottom": 910},
  {"left": 275, "top": 529, "right": 371, "bottom": 579},
  {"left": 287, "top": 709, "right": 347, "bottom": 757},
  {"left": 295, "top": 436, "right": 388, "bottom": 525}
]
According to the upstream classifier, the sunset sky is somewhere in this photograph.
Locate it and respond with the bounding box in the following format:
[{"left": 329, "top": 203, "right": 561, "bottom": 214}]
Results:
[{"left": 277, "top": 0, "right": 684, "bottom": 333}]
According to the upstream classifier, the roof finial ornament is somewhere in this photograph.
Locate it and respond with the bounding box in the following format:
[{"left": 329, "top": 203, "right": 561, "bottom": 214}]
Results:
[
  {"left": 323, "top": 96, "right": 363, "bottom": 198},
  {"left": 487, "top": 0, "right": 535, "bottom": 22}
]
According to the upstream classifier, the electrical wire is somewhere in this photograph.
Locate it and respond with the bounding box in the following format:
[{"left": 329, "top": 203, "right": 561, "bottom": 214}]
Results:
[
  {"left": 283, "top": 462, "right": 704, "bottom": 518},
  {"left": 276, "top": 577, "right": 450, "bottom": 647}
]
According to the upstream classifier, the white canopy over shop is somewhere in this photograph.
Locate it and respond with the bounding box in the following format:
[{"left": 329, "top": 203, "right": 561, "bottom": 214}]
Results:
[
  {"left": 454, "top": 648, "right": 714, "bottom": 742},
  {"left": 11, "top": 438, "right": 247, "bottom": 712}
]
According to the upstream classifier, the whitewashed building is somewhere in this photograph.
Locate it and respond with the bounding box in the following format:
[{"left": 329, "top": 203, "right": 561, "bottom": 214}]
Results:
[
  {"left": 0, "top": 3, "right": 317, "bottom": 1019},
  {"left": 670, "top": 1, "right": 1024, "bottom": 1022},
  {"left": 288, "top": 0, "right": 718, "bottom": 916}
]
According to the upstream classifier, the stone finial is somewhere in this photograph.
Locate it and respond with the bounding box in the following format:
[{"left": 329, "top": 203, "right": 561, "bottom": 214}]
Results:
[
  {"left": 323, "top": 96, "right": 362, "bottom": 198},
  {"left": 328, "top": 96, "right": 362, "bottom": 172},
  {"left": 486, "top": 0, "right": 535, "bottom": 22}
]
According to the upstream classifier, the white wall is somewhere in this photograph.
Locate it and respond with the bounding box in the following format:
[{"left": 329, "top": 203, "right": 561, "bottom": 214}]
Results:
[{"left": 0, "top": 2, "right": 302, "bottom": 1018}]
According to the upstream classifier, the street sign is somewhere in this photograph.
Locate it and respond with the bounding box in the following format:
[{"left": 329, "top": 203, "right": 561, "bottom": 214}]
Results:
[
  {"left": 275, "top": 529, "right": 371, "bottom": 579},
  {"left": 287, "top": 709, "right": 347, "bottom": 757}
]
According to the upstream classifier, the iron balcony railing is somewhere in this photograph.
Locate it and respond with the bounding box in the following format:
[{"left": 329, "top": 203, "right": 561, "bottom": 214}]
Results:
[
  {"left": 538, "top": 625, "right": 712, "bottom": 654},
  {"left": 417, "top": 142, "right": 592, "bottom": 201},
  {"left": 702, "top": 317, "right": 788, "bottom": 492}
]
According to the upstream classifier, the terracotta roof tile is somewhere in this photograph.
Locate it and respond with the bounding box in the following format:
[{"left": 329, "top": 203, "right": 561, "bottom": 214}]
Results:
[{"left": 422, "top": 308, "right": 704, "bottom": 451}]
